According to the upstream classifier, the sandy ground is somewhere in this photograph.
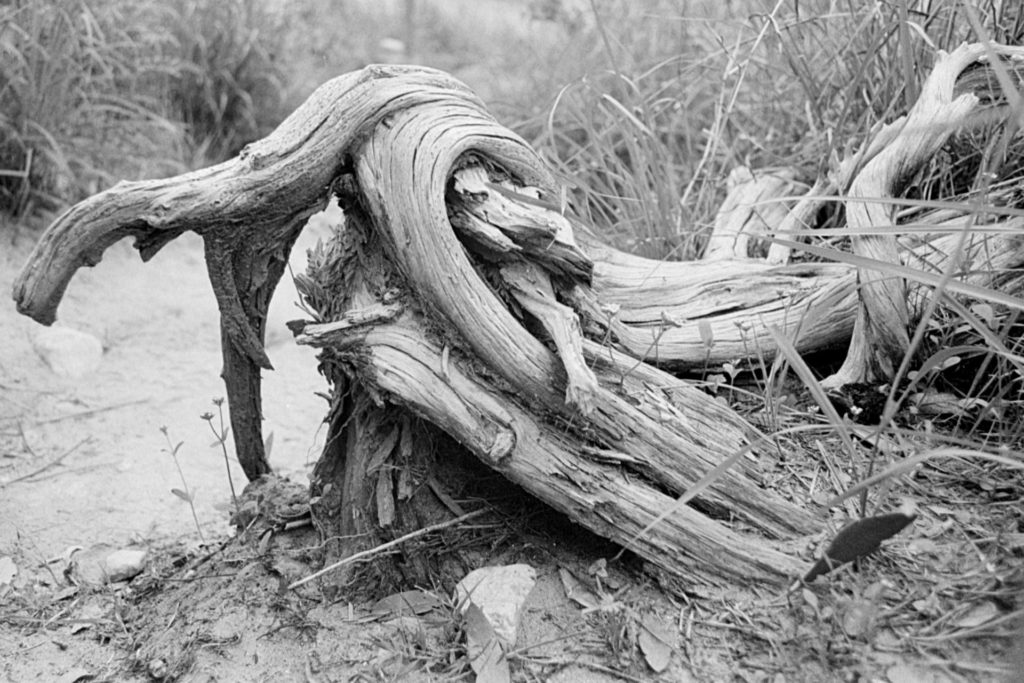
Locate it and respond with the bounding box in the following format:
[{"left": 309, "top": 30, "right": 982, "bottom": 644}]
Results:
[
  {"left": 1, "top": 210, "right": 336, "bottom": 557},
  {"left": 0, "top": 209, "right": 340, "bottom": 680}
]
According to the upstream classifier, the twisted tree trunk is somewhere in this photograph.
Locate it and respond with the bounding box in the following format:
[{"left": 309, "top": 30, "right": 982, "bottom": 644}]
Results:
[{"left": 12, "top": 47, "right": 1024, "bottom": 592}]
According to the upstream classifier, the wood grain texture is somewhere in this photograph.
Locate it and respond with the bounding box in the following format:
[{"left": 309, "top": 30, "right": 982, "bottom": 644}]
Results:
[{"left": 825, "top": 43, "right": 1024, "bottom": 388}]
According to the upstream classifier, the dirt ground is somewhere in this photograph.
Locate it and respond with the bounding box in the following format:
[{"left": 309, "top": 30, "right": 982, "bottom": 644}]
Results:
[
  {"left": 1, "top": 204, "right": 1019, "bottom": 682},
  {"left": 0, "top": 205, "right": 324, "bottom": 673}
]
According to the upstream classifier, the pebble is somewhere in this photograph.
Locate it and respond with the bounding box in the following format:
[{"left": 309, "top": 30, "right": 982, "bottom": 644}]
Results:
[
  {"left": 104, "top": 548, "right": 148, "bottom": 583},
  {"left": 74, "top": 545, "right": 148, "bottom": 585},
  {"left": 32, "top": 324, "right": 103, "bottom": 378}
]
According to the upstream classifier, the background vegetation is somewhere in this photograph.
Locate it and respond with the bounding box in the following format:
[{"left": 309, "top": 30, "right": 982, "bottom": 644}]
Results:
[{"left": 5, "top": 1, "right": 1023, "bottom": 248}]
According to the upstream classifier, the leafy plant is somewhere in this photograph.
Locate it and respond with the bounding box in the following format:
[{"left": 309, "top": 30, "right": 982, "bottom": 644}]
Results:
[
  {"left": 159, "top": 425, "right": 205, "bottom": 542},
  {"left": 201, "top": 397, "right": 241, "bottom": 520}
]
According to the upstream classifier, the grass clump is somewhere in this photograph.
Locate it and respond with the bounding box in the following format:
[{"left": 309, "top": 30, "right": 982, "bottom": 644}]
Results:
[
  {"left": 0, "top": 0, "right": 180, "bottom": 216},
  {"left": 164, "top": 0, "right": 288, "bottom": 164},
  {"left": 521, "top": 1, "right": 1024, "bottom": 258},
  {"left": 0, "top": 0, "right": 292, "bottom": 221}
]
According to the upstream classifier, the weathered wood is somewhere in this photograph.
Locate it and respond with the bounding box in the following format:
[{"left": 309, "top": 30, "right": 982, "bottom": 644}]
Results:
[
  {"left": 703, "top": 167, "right": 800, "bottom": 262},
  {"left": 824, "top": 43, "right": 1024, "bottom": 388},
  {"left": 295, "top": 316, "right": 808, "bottom": 586},
  {"left": 12, "top": 65, "right": 488, "bottom": 479},
  {"left": 350, "top": 101, "right": 813, "bottom": 541},
  {"left": 501, "top": 260, "right": 600, "bottom": 414},
  {"left": 12, "top": 48, "right": 1024, "bottom": 593}
]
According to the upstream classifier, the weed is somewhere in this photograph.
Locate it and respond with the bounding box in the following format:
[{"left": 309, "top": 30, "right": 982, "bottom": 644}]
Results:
[
  {"left": 200, "top": 398, "right": 240, "bottom": 521},
  {"left": 158, "top": 426, "right": 205, "bottom": 543}
]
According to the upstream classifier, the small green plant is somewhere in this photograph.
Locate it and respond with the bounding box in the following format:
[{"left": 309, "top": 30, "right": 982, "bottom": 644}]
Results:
[
  {"left": 159, "top": 425, "right": 205, "bottom": 542},
  {"left": 201, "top": 397, "right": 240, "bottom": 519}
]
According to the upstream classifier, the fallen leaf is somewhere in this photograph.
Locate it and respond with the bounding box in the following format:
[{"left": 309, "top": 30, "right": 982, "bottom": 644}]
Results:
[
  {"left": 954, "top": 601, "right": 999, "bottom": 630},
  {"left": 864, "top": 581, "right": 888, "bottom": 601},
  {"left": 464, "top": 602, "right": 510, "bottom": 683},
  {"left": 170, "top": 488, "right": 192, "bottom": 503},
  {"left": 638, "top": 616, "right": 673, "bottom": 672},
  {"left": 874, "top": 628, "right": 901, "bottom": 650},
  {"left": 848, "top": 426, "right": 900, "bottom": 455},
  {"left": 587, "top": 558, "right": 608, "bottom": 579},
  {"left": 70, "top": 600, "right": 109, "bottom": 635},
  {"left": 804, "top": 507, "right": 916, "bottom": 582},
  {"left": 1003, "top": 533, "right": 1024, "bottom": 551},
  {"left": 912, "top": 594, "right": 941, "bottom": 617},
  {"left": 905, "top": 538, "right": 938, "bottom": 555},
  {"left": 886, "top": 662, "right": 952, "bottom": 683},
  {"left": 257, "top": 529, "right": 273, "bottom": 555},
  {"left": 801, "top": 588, "right": 819, "bottom": 613},
  {"left": 47, "top": 546, "right": 83, "bottom": 565},
  {"left": 841, "top": 598, "right": 876, "bottom": 638},
  {"left": 971, "top": 303, "right": 995, "bottom": 326},
  {"left": 558, "top": 567, "right": 598, "bottom": 610},
  {"left": 810, "top": 490, "right": 832, "bottom": 506},
  {"left": 886, "top": 663, "right": 920, "bottom": 683},
  {"left": 372, "top": 590, "right": 443, "bottom": 618},
  {"left": 52, "top": 586, "right": 79, "bottom": 602}
]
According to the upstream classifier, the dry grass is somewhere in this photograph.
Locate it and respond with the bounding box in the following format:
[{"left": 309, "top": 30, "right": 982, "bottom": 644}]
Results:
[{"left": 0, "top": 0, "right": 181, "bottom": 216}]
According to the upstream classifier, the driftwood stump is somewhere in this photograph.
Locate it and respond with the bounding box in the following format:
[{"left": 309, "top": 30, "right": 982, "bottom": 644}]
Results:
[{"left": 12, "top": 45, "right": 1024, "bottom": 592}]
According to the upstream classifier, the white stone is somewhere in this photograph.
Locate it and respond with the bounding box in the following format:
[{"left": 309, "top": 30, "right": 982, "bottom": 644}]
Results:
[
  {"left": 455, "top": 564, "right": 537, "bottom": 646},
  {"left": 103, "top": 548, "right": 148, "bottom": 583},
  {"left": 32, "top": 325, "right": 103, "bottom": 378}
]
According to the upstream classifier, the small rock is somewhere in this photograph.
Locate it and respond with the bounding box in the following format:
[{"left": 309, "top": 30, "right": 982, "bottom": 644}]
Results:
[
  {"left": 104, "top": 548, "right": 148, "bottom": 583},
  {"left": 209, "top": 615, "right": 239, "bottom": 641},
  {"left": 455, "top": 564, "right": 537, "bottom": 647},
  {"left": 74, "top": 545, "right": 148, "bottom": 585},
  {"left": 147, "top": 659, "right": 168, "bottom": 679},
  {"left": 73, "top": 545, "right": 112, "bottom": 586},
  {"left": 32, "top": 325, "right": 103, "bottom": 378},
  {"left": 0, "top": 555, "right": 17, "bottom": 586},
  {"left": 886, "top": 663, "right": 955, "bottom": 683}
]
